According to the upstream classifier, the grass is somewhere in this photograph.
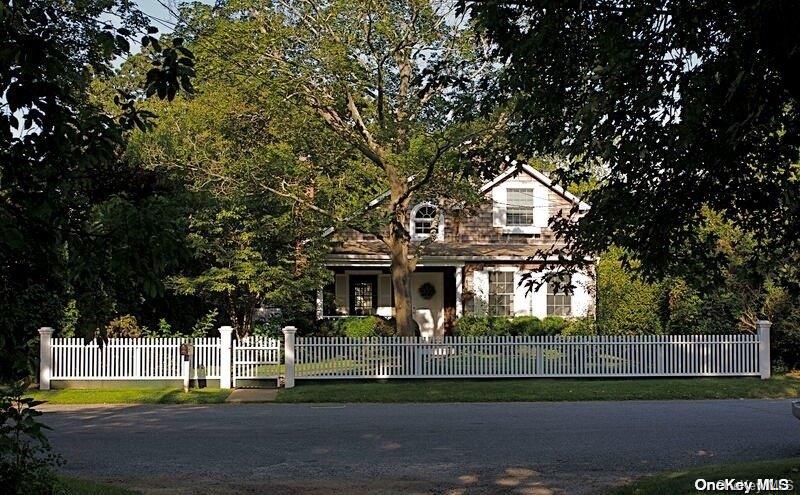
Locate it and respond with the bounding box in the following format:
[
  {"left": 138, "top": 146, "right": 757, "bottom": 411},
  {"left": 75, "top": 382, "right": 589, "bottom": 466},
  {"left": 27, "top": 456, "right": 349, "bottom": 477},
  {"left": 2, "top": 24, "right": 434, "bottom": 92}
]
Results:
[
  {"left": 275, "top": 375, "right": 800, "bottom": 403},
  {"left": 29, "top": 387, "right": 230, "bottom": 405},
  {"left": 56, "top": 476, "right": 139, "bottom": 494},
  {"left": 607, "top": 458, "right": 800, "bottom": 494}
]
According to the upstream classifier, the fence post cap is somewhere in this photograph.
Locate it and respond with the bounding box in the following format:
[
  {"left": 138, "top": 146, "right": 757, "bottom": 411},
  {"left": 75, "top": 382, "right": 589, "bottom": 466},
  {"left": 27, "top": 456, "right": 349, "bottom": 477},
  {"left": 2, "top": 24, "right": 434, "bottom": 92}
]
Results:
[
  {"left": 282, "top": 326, "right": 297, "bottom": 335},
  {"left": 218, "top": 326, "right": 233, "bottom": 334},
  {"left": 756, "top": 320, "right": 772, "bottom": 329},
  {"left": 38, "top": 327, "right": 55, "bottom": 335}
]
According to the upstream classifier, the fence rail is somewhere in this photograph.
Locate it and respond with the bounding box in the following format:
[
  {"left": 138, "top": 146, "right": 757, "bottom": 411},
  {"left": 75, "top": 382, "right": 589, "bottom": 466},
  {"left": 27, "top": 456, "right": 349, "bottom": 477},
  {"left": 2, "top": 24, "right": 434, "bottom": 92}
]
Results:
[{"left": 293, "top": 332, "right": 768, "bottom": 380}]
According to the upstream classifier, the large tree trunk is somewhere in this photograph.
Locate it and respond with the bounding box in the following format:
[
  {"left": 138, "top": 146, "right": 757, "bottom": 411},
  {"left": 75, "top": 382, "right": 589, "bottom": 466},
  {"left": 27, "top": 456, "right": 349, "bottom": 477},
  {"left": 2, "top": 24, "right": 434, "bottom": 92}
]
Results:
[
  {"left": 389, "top": 232, "right": 415, "bottom": 336},
  {"left": 387, "top": 170, "right": 416, "bottom": 336}
]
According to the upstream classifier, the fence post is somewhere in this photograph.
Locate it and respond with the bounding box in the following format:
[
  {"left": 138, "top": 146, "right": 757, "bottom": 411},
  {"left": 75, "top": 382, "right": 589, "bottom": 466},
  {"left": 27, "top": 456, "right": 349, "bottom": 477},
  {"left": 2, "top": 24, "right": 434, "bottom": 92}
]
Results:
[
  {"left": 757, "top": 320, "right": 772, "bottom": 380},
  {"left": 283, "top": 326, "right": 297, "bottom": 388},
  {"left": 38, "top": 327, "right": 54, "bottom": 390},
  {"left": 219, "top": 326, "right": 233, "bottom": 389}
]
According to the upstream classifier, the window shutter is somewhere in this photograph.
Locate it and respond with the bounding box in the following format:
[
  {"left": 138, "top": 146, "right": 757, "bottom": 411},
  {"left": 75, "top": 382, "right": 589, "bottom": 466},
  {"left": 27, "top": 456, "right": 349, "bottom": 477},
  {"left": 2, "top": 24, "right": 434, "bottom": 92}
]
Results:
[
  {"left": 492, "top": 187, "right": 507, "bottom": 227},
  {"left": 378, "top": 274, "right": 392, "bottom": 307},
  {"left": 530, "top": 271, "right": 548, "bottom": 317},
  {"left": 570, "top": 270, "right": 592, "bottom": 317},
  {"left": 335, "top": 274, "right": 348, "bottom": 314},
  {"left": 513, "top": 271, "right": 531, "bottom": 316},
  {"left": 534, "top": 183, "right": 550, "bottom": 228},
  {"left": 473, "top": 270, "right": 489, "bottom": 315}
]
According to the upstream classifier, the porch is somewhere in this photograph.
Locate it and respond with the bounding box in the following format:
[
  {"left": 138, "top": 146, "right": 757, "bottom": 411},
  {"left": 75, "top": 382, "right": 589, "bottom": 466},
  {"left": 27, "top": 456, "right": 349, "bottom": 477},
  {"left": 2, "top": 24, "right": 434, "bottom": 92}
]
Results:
[{"left": 317, "top": 264, "right": 464, "bottom": 337}]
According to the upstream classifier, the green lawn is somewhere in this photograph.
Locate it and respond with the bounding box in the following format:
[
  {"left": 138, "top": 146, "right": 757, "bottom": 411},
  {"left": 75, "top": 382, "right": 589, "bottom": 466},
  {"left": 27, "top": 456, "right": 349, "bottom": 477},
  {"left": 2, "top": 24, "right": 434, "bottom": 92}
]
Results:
[
  {"left": 275, "top": 375, "right": 800, "bottom": 403},
  {"left": 607, "top": 458, "right": 800, "bottom": 494},
  {"left": 56, "top": 476, "right": 139, "bottom": 494},
  {"left": 30, "top": 387, "right": 230, "bottom": 405}
]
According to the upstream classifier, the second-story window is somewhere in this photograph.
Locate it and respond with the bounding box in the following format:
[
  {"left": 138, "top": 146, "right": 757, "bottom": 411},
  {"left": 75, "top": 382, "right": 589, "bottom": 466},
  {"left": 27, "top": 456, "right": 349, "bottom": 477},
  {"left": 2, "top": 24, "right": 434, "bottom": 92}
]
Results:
[
  {"left": 506, "top": 188, "right": 536, "bottom": 226},
  {"left": 411, "top": 203, "right": 440, "bottom": 239}
]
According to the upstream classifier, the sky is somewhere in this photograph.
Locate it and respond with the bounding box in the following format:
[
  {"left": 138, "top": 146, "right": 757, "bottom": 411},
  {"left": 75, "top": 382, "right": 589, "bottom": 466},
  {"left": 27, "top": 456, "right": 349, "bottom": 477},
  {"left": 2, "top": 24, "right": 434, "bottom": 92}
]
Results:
[{"left": 136, "top": 0, "right": 215, "bottom": 33}]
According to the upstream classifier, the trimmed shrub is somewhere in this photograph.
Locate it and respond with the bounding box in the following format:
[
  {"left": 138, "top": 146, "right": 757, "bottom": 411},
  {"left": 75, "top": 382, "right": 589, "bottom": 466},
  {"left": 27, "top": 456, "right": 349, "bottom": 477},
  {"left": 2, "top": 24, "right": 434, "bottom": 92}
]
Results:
[
  {"left": 453, "top": 315, "right": 493, "bottom": 336},
  {"left": 540, "top": 316, "right": 567, "bottom": 335},
  {"left": 315, "top": 316, "right": 396, "bottom": 338},
  {"left": 453, "top": 315, "right": 590, "bottom": 336},
  {"left": 506, "top": 316, "right": 541, "bottom": 336}
]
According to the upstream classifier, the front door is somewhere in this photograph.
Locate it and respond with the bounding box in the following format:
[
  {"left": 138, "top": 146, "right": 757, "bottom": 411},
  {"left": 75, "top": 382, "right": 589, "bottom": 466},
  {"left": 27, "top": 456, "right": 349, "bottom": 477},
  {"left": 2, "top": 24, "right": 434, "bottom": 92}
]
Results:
[{"left": 410, "top": 272, "right": 444, "bottom": 338}]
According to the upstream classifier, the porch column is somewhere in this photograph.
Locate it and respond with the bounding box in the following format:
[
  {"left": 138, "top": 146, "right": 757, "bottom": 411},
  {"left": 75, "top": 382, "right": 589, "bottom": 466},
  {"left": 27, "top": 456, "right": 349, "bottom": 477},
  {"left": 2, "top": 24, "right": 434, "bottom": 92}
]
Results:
[{"left": 455, "top": 266, "right": 463, "bottom": 317}]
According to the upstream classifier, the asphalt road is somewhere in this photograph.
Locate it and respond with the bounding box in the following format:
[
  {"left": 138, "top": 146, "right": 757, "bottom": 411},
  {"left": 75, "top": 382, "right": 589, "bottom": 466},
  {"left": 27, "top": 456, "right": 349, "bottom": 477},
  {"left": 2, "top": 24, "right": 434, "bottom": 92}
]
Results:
[{"left": 43, "top": 400, "right": 800, "bottom": 494}]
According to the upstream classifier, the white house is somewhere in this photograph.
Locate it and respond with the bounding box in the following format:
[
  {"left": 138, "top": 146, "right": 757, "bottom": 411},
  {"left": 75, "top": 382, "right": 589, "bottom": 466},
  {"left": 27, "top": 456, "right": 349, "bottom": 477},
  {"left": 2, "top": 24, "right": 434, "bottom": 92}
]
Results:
[{"left": 318, "top": 161, "right": 596, "bottom": 337}]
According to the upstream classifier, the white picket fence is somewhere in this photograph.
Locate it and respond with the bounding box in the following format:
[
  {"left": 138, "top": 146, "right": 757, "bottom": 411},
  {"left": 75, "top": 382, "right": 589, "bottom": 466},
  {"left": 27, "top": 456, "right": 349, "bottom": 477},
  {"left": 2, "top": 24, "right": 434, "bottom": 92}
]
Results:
[
  {"left": 37, "top": 326, "right": 277, "bottom": 389},
  {"left": 47, "top": 337, "right": 223, "bottom": 380},
  {"left": 292, "top": 333, "right": 766, "bottom": 380},
  {"left": 37, "top": 321, "right": 773, "bottom": 389}
]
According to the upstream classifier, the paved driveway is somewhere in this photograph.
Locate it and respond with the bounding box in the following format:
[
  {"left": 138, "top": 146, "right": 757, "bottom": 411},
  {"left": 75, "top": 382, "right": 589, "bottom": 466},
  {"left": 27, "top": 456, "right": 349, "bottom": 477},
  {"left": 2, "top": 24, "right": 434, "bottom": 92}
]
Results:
[{"left": 43, "top": 400, "right": 800, "bottom": 494}]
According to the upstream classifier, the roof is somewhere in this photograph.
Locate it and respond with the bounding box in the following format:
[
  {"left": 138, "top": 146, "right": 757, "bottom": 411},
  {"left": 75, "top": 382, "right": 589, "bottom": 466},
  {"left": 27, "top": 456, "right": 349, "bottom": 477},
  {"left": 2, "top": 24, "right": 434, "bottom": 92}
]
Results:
[
  {"left": 322, "top": 160, "right": 590, "bottom": 238},
  {"left": 481, "top": 160, "right": 591, "bottom": 212}
]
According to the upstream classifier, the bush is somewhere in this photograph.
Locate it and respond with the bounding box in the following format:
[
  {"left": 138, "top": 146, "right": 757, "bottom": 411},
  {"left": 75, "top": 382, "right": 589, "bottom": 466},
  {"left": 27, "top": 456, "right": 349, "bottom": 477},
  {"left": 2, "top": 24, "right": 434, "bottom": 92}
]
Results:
[
  {"left": 540, "top": 316, "right": 567, "bottom": 335},
  {"left": 453, "top": 315, "right": 590, "bottom": 336},
  {"left": 314, "top": 317, "right": 396, "bottom": 338},
  {"left": 563, "top": 317, "right": 597, "bottom": 336},
  {"left": 104, "top": 315, "right": 142, "bottom": 338},
  {"left": 596, "top": 248, "right": 663, "bottom": 335},
  {"left": 0, "top": 382, "right": 63, "bottom": 494},
  {"left": 454, "top": 315, "right": 492, "bottom": 336},
  {"left": 506, "top": 316, "right": 541, "bottom": 336}
]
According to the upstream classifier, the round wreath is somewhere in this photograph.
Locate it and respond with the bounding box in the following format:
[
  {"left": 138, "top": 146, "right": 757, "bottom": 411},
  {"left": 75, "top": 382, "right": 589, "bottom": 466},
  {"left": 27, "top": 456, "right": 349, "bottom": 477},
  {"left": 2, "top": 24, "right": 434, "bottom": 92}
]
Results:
[{"left": 418, "top": 282, "right": 436, "bottom": 300}]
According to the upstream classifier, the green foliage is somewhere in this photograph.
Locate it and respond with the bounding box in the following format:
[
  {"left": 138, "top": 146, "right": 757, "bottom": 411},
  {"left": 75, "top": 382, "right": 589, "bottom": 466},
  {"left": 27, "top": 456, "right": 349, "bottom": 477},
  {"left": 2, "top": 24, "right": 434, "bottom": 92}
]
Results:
[
  {"left": 104, "top": 315, "right": 143, "bottom": 338},
  {"left": 316, "top": 317, "right": 397, "bottom": 338},
  {"left": 471, "top": 0, "right": 800, "bottom": 281},
  {"left": 0, "top": 382, "right": 63, "bottom": 494},
  {"left": 190, "top": 309, "right": 219, "bottom": 338},
  {"left": 453, "top": 316, "right": 493, "bottom": 336},
  {"left": 453, "top": 315, "right": 594, "bottom": 336},
  {"left": 59, "top": 300, "right": 79, "bottom": 338},
  {"left": 596, "top": 248, "right": 663, "bottom": 335},
  {"left": 0, "top": 0, "right": 194, "bottom": 379}
]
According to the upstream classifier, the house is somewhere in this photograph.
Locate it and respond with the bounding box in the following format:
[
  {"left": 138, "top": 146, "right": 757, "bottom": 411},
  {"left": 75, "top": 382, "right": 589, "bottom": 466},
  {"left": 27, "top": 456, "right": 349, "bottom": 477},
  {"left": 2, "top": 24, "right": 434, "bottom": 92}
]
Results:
[{"left": 317, "top": 161, "right": 596, "bottom": 337}]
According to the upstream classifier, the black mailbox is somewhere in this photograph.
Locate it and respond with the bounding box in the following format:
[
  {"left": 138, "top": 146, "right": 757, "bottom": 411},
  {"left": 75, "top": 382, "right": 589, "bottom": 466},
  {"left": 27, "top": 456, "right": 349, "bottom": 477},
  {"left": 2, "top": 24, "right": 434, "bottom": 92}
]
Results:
[{"left": 180, "top": 342, "right": 194, "bottom": 362}]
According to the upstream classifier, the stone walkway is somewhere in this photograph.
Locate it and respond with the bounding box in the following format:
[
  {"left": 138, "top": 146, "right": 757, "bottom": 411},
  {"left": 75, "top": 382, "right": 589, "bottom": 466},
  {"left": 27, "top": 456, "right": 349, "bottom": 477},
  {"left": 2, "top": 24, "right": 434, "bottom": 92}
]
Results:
[{"left": 224, "top": 388, "right": 279, "bottom": 402}]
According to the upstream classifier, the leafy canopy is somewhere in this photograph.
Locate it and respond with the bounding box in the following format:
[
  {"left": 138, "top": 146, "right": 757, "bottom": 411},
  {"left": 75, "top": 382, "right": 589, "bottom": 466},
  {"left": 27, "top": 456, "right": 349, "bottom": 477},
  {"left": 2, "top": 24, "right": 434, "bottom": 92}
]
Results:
[{"left": 468, "top": 0, "right": 800, "bottom": 282}]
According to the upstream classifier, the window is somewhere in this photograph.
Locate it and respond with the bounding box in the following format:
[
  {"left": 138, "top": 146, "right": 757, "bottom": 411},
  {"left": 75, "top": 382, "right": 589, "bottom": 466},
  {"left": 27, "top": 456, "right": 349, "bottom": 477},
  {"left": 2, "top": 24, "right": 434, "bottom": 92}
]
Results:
[
  {"left": 488, "top": 271, "right": 514, "bottom": 316},
  {"left": 506, "top": 188, "right": 536, "bottom": 226},
  {"left": 349, "top": 276, "right": 377, "bottom": 315},
  {"left": 547, "top": 274, "right": 572, "bottom": 316},
  {"left": 411, "top": 203, "right": 440, "bottom": 238}
]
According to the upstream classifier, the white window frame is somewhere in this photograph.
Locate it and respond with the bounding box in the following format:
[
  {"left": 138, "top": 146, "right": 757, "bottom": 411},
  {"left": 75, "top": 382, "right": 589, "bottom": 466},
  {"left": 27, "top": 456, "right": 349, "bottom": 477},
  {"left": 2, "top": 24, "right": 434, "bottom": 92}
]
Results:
[
  {"left": 546, "top": 273, "right": 573, "bottom": 317},
  {"left": 492, "top": 180, "right": 549, "bottom": 234},
  {"left": 487, "top": 270, "right": 515, "bottom": 316},
  {"left": 410, "top": 202, "right": 444, "bottom": 241}
]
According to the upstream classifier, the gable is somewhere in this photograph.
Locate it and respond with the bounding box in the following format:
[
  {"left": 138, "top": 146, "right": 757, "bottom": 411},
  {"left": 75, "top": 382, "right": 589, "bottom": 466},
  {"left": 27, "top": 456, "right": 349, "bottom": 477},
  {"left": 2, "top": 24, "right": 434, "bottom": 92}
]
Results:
[
  {"left": 324, "top": 161, "right": 589, "bottom": 250},
  {"left": 480, "top": 162, "right": 590, "bottom": 212}
]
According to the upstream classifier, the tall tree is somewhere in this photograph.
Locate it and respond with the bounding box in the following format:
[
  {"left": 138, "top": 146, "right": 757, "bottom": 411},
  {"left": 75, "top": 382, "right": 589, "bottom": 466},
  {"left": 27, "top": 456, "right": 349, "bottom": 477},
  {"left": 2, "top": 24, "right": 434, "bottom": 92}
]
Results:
[
  {"left": 182, "top": 0, "right": 504, "bottom": 335},
  {"left": 468, "top": 0, "right": 800, "bottom": 284},
  {"left": 123, "top": 76, "right": 340, "bottom": 338},
  {"left": 0, "top": 0, "right": 193, "bottom": 377}
]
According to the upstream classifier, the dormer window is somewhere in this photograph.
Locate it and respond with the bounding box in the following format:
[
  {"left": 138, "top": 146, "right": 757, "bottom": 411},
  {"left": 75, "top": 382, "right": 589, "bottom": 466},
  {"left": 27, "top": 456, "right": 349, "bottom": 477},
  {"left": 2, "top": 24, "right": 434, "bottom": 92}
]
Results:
[
  {"left": 411, "top": 203, "right": 444, "bottom": 240},
  {"left": 506, "top": 188, "right": 536, "bottom": 226}
]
